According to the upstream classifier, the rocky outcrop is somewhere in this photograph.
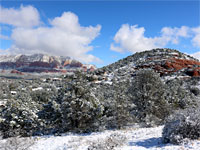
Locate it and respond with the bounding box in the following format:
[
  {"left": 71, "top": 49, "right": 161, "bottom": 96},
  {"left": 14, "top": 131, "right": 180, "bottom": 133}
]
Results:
[
  {"left": 135, "top": 58, "right": 200, "bottom": 76},
  {"left": 185, "top": 67, "right": 200, "bottom": 77}
]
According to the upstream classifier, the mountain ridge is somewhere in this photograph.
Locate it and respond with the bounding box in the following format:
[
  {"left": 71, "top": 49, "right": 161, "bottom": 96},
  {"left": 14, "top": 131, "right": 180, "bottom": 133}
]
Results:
[{"left": 0, "top": 53, "right": 95, "bottom": 73}]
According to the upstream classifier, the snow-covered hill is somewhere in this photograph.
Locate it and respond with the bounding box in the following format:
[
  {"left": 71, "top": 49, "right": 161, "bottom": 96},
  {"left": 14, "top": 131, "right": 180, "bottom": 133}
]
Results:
[{"left": 97, "top": 48, "right": 200, "bottom": 82}]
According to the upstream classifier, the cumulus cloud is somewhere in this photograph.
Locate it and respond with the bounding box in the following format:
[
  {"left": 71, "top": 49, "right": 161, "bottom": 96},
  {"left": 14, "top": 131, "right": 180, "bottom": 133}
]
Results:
[
  {"left": 161, "top": 26, "right": 190, "bottom": 44},
  {"left": 9, "top": 12, "right": 101, "bottom": 63},
  {"left": 0, "top": 5, "right": 40, "bottom": 28},
  {"left": 110, "top": 25, "right": 194, "bottom": 53},
  {"left": 191, "top": 27, "right": 200, "bottom": 48},
  {"left": 111, "top": 24, "right": 168, "bottom": 53}
]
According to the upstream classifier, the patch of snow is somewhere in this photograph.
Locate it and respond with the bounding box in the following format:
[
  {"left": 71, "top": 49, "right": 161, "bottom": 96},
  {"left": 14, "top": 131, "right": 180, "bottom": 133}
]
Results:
[
  {"left": 196, "top": 81, "right": 200, "bottom": 89},
  {"left": 0, "top": 101, "right": 6, "bottom": 106},
  {"left": 94, "top": 81, "right": 101, "bottom": 84},
  {"left": 32, "top": 87, "right": 43, "bottom": 91},
  {"left": 10, "top": 91, "right": 17, "bottom": 95},
  {"left": 20, "top": 126, "right": 200, "bottom": 150},
  {"left": 170, "top": 52, "right": 179, "bottom": 55},
  {"left": 103, "top": 81, "right": 113, "bottom": 85}
]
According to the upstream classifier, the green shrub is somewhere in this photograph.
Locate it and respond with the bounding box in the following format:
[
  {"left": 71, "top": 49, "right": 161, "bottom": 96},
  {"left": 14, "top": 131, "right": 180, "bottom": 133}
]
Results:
[
  {"left": 101, "top": 80, "right": 136, "bottom": 129},
  {"left": 165, "top": 79, "right": 195, "bottom": 109},
  {"left": 0, "top": 94, "right": 40, "bottom": 138},
  {"left": 190, "top": 87, "right": 200, "bottom": 96},
  {"left": 61, "top": 82, "right": 105, "bottom": 133},
  {"left": 30, "top": 90, "right": 50, "bottom": 103},
  {"left": 129, "top": 69, "right": 170, "bottom": 126}
]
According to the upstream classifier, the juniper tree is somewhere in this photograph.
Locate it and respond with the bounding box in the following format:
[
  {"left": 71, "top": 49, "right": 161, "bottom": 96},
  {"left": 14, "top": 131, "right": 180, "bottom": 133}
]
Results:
[{"left": 129, "top": 69, "right": 170, "bottom": 126}]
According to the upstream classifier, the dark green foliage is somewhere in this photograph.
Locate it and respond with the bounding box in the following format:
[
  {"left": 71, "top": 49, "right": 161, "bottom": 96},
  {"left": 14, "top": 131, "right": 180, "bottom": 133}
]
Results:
[
  {"left": 190, "top": 87, "right": 200, "bottom": 96},
  {"left": 31, "top": 90, "right": 49, "bottom": 103},
  {"left": 61, "top": 80, "right": 104, "bottom": 133},
  {"left": 165, "top": 79, "right": 195, "bottom": 109},
  {"left": 0, "top": 81, "right": 58, "bottom": 138},
  {"left": 129, "top": 69, "right": 170, "bottom": 126},
  {"left": 0, "top": 95, "right": 40, "bottom": 138},
  {"left": 0, "top": 67, "right": 199, "bottom": 138},
  {"left": 8, "top": 83, "right": 18, "bottom": 91},
  {"left": 37, "top": 101, "right": 62, "bottom": 135},
  {"left": 101, "top": 80, "right": 136, "bottom": 129}
]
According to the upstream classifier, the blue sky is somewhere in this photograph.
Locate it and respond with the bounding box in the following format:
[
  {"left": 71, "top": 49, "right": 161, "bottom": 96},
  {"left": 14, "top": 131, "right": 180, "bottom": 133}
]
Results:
[{"left": 0, "top": 1, "right": 200, "bottom": 67}]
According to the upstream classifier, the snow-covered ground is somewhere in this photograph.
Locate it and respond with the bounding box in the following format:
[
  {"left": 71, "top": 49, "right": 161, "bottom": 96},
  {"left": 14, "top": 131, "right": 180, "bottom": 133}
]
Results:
[{"left": 1, "top": 126, "right": 200, "bottom": 150}]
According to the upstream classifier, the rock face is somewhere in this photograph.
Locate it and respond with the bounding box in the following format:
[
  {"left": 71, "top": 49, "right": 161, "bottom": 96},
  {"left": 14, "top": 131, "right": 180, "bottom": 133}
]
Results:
[{"left": 0, "top": 54, "right": 95, "bottom": 73}]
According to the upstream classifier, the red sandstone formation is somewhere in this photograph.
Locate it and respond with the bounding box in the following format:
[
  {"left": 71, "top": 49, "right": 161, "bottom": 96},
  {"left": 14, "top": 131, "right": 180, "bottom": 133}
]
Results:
[
  {"left": 63, "top": 60, "right": 71, "bottom": 66},
  {"left": 60, "top": 70, "right": 67, "bottom": 73},
  {"left": 136, "top": 58, "right": 200, "bottom": 77},
  {"left": 10, "top": 70, "right": 24, "bottom": 75},
  {"left": 164, "top": 59, "right": 200, "bottom": 71}
]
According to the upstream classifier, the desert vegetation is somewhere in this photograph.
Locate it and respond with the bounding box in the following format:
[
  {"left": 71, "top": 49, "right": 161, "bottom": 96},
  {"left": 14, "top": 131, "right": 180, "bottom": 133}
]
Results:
[
  {"left": 0, "top": 68, "right": 199, "bottom": 140},
  {"left": 0, "top": 49, "right": 200, "bottom": 148}
]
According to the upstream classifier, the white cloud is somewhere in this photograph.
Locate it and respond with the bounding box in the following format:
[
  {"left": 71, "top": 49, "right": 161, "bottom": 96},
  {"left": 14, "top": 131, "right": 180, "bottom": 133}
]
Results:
[
  {"left": 110, "top": 25, "right": 194, "bottom": 53},
  {"left": 0, "top": 5, "right": 40, "bottom": 28},
  {"left": 161, "top": 26, "right": 190, "bottom": 44},
  {"left": 191, "top": 27, "right": 200, "bottom": 48},
  {"left": 111, "top": 24, "right": 169, "bottom": 53},
  {"left": 9, "top": 12, "right": 101, "bottom": 63},
  {"left": 191, "top": 51, "right": 200, "bottom": 61}
]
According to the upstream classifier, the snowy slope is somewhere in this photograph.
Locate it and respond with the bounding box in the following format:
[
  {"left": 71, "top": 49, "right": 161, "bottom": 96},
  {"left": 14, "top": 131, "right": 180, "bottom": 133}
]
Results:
[{"left": 1, "top": 126, "right": 199, "bottom": 150}]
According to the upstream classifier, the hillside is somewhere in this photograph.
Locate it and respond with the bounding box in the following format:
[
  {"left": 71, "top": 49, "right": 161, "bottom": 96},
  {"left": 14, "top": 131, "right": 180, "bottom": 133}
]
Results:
[{"left": 97, "top": 48, "right": 200, "bottom": 81}]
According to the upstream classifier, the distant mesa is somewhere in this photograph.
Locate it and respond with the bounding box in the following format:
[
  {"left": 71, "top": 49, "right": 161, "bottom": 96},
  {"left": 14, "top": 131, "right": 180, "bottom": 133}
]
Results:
[{"left": 0, "top": 54, "right": 96, "bottom": 74}]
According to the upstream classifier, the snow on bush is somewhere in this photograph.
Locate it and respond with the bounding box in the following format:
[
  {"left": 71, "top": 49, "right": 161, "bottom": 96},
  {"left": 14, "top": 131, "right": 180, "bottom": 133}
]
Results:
[
  {"left": 0, "top": 136, "right": 35, "bottom": 150},
  {"left": 61, "top": 75, "right": 105, "bottom": 133},
  {"left": 88, "top": 133, "right": 127, "bottom": 150},
  {"left": 0, "top": 94, "right": 40, "bottom": 138},
  {"left": 162, "top": 107, "right": 200, "bottom": 144}
]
